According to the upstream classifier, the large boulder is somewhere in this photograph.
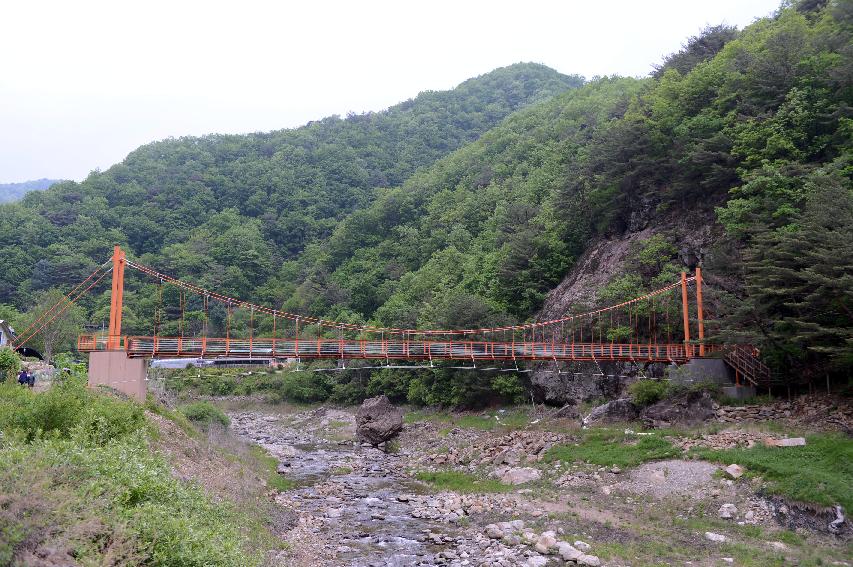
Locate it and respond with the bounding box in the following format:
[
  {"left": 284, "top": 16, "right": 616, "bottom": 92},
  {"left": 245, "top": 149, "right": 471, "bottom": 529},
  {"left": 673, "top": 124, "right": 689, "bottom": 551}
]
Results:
[
  {"left": 640, "top": 390, "right": 715, "bottom": 428},
  {"left": 583, "top": 398, "right": 640, "bottom": 425},
  {"left": 356, "top": 395, "right": 403, "bottom": 447}
]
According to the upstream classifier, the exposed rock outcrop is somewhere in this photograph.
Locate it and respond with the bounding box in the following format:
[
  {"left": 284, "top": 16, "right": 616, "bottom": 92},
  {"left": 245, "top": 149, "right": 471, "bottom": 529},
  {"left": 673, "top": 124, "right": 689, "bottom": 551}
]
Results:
[
  {"left": 583, "top": 398, "right": 640, "bottom": 425},
  {"left": 356, "top": 395, "right": 403, "bottom": 447},
  {"left": 641, "top": 390, "right": 716, "bottom": 427}
]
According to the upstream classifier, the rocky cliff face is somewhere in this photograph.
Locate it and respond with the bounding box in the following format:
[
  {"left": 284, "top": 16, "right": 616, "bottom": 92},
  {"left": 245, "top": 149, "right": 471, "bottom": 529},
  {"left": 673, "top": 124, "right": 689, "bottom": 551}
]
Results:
[{"left": 530, "top": 207, "right": 720, "bottom": 406}]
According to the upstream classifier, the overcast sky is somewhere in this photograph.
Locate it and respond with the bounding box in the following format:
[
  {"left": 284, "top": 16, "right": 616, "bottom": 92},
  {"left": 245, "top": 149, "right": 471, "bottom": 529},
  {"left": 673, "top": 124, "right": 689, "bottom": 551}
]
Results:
[{"left": 1, "top": 0, "right": 781, "bottom": 183}]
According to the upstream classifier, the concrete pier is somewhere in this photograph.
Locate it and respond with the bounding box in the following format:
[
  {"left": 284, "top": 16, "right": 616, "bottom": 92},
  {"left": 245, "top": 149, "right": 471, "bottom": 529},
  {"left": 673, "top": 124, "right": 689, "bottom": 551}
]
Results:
[{"left": 88, "top": 351, "right": 148, "bottom": 401}]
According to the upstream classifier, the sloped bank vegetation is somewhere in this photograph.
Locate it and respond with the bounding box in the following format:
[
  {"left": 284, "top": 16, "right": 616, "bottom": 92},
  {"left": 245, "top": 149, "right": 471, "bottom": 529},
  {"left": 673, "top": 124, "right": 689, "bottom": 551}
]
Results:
[{"left": 0, "top": 371, "right": 281, "bottom": 566}]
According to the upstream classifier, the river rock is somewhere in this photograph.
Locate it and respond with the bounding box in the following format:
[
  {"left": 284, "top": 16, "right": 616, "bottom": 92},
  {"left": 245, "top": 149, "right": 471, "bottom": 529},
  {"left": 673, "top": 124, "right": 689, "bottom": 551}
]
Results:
[
  {"left": 578, "top": 554, "right": 601, "bottom": 566},
  {"left": 641, "top": 390, "right": 715, "bottom": 427},
  {"left": 558, "top": 542, "right": 582, "bottom": 560},
  {"left": 723, "top": 463, "right": 744, "bottom": 479},
  {"left": 719, "top": 503, "right": 738, "bottom": 519},
  {"left": 355, "top": 395, "right": 403, "bottom": 447},
  {"left": 584, "top": 398, "right": 640, "bottom": 425},
  {"left": 534, "top": 532, "right": 557, "bottom": 553},
  {"left": 501, "top": 467, "right": 542, "bottom": 485}
]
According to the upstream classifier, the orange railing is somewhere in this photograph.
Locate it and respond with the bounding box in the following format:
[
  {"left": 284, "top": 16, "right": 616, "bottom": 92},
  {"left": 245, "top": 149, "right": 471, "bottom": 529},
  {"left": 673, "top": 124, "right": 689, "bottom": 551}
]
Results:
[{"left": 77, "top": 334, "right": 705, "bottom": 363}]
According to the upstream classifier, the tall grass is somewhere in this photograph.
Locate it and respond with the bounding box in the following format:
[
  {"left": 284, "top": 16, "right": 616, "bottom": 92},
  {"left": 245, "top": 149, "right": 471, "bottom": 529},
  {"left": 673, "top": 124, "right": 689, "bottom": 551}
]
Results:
[{"left": 0, "top": 378, "right": 261, "bottom": 566}]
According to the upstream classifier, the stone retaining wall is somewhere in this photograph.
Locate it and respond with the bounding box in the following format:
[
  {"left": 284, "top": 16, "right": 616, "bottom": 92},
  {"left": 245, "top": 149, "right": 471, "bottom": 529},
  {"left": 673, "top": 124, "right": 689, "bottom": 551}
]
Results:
[{"left": 716, "top": 395, "right": 852, "bottom": 431}]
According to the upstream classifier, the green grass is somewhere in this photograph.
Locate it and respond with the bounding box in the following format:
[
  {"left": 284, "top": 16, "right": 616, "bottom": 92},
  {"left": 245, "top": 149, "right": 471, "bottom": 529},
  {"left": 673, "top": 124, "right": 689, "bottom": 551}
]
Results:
[
  {"left": 545, "top": 428, "right": 680, "bottom": 468},
  {"left": 0, "top": 378, "right": 266, "bottom": 566},
  {"left": 144, "top": 395, "right": 198, "bottom": 437},
  {"left": 692, "top": 433, "right": 853, "bottom": 510},
  {"left": 404, "top": 408, "right": 531, "bottom": 431},
  {"left": 249, "top": 445, "right": 296, "bottom": 492},
  {"left": 414, "top": 470, "right": 514, "bottom": 493}
]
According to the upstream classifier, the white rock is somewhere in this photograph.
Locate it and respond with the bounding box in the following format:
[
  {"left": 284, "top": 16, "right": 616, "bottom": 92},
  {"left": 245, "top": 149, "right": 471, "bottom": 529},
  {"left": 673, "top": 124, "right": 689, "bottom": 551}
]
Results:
[
  {"left": 574, "top": 540, "right": 592, "bottom": 552},
  {"left": 723, "top": 464, "right": 744, "bottom": 479},
  {"left": 705, "top": 532, "right": 728, "bottom": 543},
  {"left": 485, "top": 524, "right": 504, "bottom": 539},
  {"left": 764, "top": 437, "right": 806, "bottom": 447},
  {"left": 768, "top": 541, "right": 789, "bottom": 551},
  {"left": 557, "top": 542, "right": 582, "bottom": 561},
  {"left": 535, "top": 533, "right": 557, "bottom": 554},
  {"left": 526, "top": 557, "right": 547, "bottom": 567},
  {"left": 501, "top": 467, "right": 543, "bottom": 485},
  {"left": 719, "top": 503, "right": 738, "bottom": 519},
  {"left": 578, "top": 554, "right": 601, "bottom": 566}
]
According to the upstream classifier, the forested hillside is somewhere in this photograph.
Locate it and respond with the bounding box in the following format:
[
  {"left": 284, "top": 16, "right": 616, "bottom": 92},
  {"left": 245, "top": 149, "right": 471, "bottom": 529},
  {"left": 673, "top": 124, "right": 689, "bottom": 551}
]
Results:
[
  {"left": 281, "top": 0, "right": 851, "bottom": 391},
  {"left": 0, "top": 63, "right": 580, "bottom": 305},
  {"left": 1, "top": 0, "right": 851, "bottom": 402},
  {"left": 0, "top": 178, "right": 61, "bottom": 203}
]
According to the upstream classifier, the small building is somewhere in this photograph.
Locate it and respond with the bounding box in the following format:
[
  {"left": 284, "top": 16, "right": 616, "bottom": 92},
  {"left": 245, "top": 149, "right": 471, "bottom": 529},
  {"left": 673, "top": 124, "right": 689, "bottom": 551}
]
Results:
[{"left": 0, "top": 320, "right": 16, "bottom": 347}]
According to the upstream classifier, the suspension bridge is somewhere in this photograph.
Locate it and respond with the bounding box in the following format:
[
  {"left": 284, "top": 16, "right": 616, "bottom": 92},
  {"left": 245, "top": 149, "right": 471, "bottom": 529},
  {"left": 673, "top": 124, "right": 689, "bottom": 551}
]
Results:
[{"left": 12, "top": 246, "right": 771, "bottom": 400}]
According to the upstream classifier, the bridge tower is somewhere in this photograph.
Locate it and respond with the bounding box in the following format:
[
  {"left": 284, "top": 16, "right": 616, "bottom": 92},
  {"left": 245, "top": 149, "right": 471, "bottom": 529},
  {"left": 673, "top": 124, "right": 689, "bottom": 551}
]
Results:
[{"left": 87, "top": 245, "right": 148, "bottom": 401}]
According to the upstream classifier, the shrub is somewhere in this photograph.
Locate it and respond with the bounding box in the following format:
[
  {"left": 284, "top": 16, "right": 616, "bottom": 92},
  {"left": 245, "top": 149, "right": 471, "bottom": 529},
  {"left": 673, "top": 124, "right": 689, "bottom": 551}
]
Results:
[
  {"left": 178, "top": 401, "right": 230, "bottom": 428},
  {"left": 0, "top": 375, "right": 142, "bottom": 444},
  {"left": 628, "top": 379, "right": 669, "bottom": 406},
  {"left": 279, "top": 370, "right": 334, "bottom": 403},
  {"left": 0, "top": 347, "right": 20, "bottom": 383},
  {"left": 491, "top": 374, "right": 527, "bottom": 404}
]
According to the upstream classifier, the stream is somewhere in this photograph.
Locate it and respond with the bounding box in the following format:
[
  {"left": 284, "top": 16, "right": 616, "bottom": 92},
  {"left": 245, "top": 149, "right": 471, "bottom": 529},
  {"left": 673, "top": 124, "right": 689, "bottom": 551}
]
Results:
[{"left": 229, "top": 409, "right": 468, "bottom": 566}]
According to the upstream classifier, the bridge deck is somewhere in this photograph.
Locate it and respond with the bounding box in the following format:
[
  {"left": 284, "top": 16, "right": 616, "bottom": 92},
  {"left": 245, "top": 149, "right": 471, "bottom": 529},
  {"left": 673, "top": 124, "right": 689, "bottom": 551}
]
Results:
[{"left": 78, "top": 335, "right": 713, "bottom": 363}]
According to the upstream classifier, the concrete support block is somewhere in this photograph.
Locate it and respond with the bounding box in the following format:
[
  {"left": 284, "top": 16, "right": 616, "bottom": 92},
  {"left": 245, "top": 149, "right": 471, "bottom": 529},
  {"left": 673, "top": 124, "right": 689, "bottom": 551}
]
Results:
[
  {"left": 722, "top": 385, "right": 756, "bottom": 400},
  {"left": 670, "top": 358, "right": 733, "bottom": 386},
  {"left": 88, "top": 351, "right": 148, "bottom": 402}
]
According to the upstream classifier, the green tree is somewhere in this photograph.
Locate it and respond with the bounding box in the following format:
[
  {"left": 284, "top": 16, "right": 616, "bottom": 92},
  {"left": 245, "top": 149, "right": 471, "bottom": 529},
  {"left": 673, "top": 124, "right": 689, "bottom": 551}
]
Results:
[{"left": 22, "top": 289, "right": 86, "bottom": 363}]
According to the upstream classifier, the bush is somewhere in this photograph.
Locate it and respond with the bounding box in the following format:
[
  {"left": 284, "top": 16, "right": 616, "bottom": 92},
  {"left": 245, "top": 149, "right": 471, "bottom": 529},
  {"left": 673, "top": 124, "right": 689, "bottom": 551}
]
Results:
[
  {"left": 491, "top": 374, "right": 527, "bottom": 404},
  {"left": 279, "top": 370, "right": 334, "bottom": 403},
  {"left": 0, "top": 376, "right": 143, "bottom": 444},
  {"left": 178, "top": 401, "right": 230, "bottom": 428},
  {"left": 0, "top": 347, "right": 20, "bottom": 383},
  {"left": 627, "top": 379, "right": 669, "bottom": 406}
]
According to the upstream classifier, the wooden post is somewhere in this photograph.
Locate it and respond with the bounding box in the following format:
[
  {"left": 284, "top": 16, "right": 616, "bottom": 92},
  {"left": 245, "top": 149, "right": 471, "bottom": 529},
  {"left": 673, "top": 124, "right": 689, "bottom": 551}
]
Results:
[
  {"left": 680, "top": 271, "right": 691, "bottom": 358},
  {"left": 107, "top": 245, "right": 126, "bottom": 350},
  {"left": 696, "top": 267, "right": 705, "bottom": 357}
]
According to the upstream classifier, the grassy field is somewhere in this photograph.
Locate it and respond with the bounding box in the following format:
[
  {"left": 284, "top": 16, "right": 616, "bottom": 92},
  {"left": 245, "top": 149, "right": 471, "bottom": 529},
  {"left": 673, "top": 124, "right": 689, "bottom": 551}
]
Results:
[
  {"left": 545, "top": 428, "right": 680, "bottom": 468},
  {"left": 404, "top": 408, "right": 533, "bottom": 431},
  {"left": 693, "top": 433, "right": 853, "bottom": 510}
]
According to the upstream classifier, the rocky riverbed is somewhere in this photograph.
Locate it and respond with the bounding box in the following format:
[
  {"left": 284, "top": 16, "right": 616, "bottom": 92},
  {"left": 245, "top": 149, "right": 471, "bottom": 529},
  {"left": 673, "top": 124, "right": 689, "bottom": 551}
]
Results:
[{"left": 226, "top": 405, "right": 850, "bottom": 567}]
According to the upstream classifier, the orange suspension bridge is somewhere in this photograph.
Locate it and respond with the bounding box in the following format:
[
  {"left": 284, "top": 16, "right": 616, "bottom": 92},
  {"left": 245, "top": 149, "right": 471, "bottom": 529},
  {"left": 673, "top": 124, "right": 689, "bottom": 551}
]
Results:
[{"left": 13, "top": 246, "right": 770, "bottom": 398}]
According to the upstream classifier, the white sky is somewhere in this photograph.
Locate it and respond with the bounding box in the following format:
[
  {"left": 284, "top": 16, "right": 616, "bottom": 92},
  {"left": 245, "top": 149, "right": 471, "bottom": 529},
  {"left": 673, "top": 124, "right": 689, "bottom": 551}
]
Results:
[{"left": 0, "top": 0, "right": 780, "bottom": 183}]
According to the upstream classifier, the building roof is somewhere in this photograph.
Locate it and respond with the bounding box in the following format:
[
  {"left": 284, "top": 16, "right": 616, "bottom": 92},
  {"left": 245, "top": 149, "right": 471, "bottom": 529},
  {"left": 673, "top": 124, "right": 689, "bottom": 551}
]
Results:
[{"left": 0, "top": 320, "right": 16, "bottom": 339}]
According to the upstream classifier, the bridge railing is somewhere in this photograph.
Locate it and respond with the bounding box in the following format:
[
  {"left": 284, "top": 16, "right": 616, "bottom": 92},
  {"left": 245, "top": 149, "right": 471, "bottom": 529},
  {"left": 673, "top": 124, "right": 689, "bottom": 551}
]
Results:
[{"left": 73, "top": 335, "right": 708, "bottom": 363}]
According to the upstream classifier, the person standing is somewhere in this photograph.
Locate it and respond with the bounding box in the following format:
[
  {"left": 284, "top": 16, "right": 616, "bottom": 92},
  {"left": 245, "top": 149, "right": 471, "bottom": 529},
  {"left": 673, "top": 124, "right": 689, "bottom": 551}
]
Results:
[{"left": 17, "top": 368, "right": 29, "bottom": 386}]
